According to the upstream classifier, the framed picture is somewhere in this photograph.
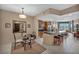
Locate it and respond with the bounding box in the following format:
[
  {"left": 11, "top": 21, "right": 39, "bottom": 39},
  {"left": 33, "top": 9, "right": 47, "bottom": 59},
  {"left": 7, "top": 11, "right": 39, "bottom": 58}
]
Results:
[{"left": 5, "top": 23, "right": 11, "bottom": 28}]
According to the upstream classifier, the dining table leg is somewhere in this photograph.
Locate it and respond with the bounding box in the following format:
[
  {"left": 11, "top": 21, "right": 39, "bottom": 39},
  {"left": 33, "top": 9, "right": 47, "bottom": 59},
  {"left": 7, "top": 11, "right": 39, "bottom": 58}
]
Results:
[
  {"left": 24, "top": 43, "right": 26, "bottom": 50},
  {"left": 29, "top": 42, "right": 32, "bottom": 48},
  {"left": 23, "top": 40, "right": 26, "bottom": 51}
]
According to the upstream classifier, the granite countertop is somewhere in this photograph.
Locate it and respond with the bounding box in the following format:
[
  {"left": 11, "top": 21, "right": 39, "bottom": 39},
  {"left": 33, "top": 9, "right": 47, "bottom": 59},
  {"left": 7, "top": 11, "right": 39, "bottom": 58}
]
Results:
[
  {"left": 38, "top": 30, "right": 58, "bottom": 35},
  {"left": 44, "top": 31, "right": 56, "bottom": 35}
]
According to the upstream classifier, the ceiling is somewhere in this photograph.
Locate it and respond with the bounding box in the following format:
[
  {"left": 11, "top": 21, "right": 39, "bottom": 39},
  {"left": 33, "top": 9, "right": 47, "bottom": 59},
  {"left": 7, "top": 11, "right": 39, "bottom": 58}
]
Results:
[
  {"left": 0, "top": 4, "right": 76, "bottom": 16},
  {"left": 0, "top": 4, "right": 79, "bottom": 21},
  {"left": 39, "top": 11, "right": 79, "bottom": 22}
]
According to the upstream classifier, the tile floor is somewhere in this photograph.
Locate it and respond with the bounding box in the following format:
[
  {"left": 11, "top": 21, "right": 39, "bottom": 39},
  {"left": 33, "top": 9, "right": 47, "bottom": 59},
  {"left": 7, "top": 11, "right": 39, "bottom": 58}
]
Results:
[
  {"left": 36, "top": 33, "right": 79, "bottom": 54},
  {"left": 1, "top": 33, "right": 79, "bottom": 54}
]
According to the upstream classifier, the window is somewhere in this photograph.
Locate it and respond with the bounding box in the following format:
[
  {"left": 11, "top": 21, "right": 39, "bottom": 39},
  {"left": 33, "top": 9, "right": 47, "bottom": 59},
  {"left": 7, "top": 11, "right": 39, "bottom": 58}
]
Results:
[{"left": 58, "top": 22, "right": 71, "bottom": 31}]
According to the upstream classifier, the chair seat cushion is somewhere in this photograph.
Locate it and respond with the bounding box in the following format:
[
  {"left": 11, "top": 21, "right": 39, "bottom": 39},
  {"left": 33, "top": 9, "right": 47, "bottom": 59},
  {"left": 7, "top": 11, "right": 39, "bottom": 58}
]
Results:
[
  {"left": 26, "top": 41, "right": 31, "bottom": 43},
  {"left": 31, "top": 37, "right": 34, "bottom": 39},
  {"left": 16, "top": 39, "right": 23, "bottom": 42}
]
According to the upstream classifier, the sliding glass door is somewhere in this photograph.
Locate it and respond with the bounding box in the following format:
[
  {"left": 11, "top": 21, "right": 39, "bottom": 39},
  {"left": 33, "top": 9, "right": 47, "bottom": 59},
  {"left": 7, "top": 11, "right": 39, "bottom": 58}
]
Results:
[{"left": 58, "top": 22, "right": 71, "bottom": 31}]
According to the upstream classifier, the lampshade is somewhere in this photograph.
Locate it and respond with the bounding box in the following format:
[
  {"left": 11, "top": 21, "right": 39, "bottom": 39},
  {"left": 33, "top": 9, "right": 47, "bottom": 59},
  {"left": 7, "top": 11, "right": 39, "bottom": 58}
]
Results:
[
  {"left": 19, "top": 14, "right": 26, "bottom": 18},
  {"left": 19, "top": 8, "right": 26, "bottom": 19}
]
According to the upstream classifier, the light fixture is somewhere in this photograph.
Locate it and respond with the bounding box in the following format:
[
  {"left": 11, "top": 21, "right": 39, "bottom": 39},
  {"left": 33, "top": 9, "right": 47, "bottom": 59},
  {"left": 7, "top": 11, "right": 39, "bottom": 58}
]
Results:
[{"left": 19, "top": 8, "right": 26, "bottom": 19}]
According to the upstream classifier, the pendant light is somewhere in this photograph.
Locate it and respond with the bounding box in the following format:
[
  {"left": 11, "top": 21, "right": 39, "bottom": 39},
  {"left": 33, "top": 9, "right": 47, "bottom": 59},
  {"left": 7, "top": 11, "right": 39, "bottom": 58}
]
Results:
[{"left": 19, "top": 8, "right": 26, "bottom": 19}]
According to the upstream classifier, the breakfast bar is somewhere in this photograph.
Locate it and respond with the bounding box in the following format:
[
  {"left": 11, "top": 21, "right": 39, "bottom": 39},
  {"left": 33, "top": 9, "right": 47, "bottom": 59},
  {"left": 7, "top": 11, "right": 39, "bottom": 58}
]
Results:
[{"left": 43, "top": 32, "right": 57, "bottom": 45}]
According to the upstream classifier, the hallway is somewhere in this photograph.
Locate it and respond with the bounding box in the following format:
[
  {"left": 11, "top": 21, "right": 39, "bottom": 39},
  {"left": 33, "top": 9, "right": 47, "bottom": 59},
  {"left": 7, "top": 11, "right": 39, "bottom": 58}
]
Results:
[{"left": 36, "top": 33, "right": 79, "bottom": 54}]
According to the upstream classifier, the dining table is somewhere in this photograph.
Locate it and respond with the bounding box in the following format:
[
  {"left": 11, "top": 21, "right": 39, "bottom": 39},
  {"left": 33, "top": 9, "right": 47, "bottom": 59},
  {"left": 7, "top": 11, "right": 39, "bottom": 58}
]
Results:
[
  {"left": 22, "top": 36, "right": 32, "bottom": 50},
  {"left": 22, "top": 34, "right": 36, "bottom": 50}
]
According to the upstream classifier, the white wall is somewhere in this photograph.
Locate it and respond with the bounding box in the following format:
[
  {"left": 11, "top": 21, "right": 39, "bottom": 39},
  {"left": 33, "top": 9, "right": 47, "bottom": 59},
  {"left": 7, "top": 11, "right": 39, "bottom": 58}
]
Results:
[
  {"left": 33, "top": 17, "right": 38, "bottom": 38},
  {"left": 0, "top": 10, "right": 1, "bottom": 41}
]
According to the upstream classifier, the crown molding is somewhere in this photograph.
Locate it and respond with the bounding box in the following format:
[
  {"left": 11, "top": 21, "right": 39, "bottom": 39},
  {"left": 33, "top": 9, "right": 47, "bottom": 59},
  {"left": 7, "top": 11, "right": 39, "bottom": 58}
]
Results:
[{"left": 35, "top": 5, "right": 79, "bottom": 17}]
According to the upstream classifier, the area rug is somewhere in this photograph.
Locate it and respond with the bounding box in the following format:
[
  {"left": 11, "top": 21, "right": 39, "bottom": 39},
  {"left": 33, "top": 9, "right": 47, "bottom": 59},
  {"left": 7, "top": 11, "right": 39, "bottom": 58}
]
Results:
[{"left": 12, "top": 41, "right": 46, "bottom": 54}]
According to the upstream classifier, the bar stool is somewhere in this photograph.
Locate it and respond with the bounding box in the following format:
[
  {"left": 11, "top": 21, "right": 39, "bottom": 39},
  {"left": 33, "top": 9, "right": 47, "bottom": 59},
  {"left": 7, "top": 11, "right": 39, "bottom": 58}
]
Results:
[
  {"left": 54, "top": 36, "right": 61, "bottom": 45},
  {"left": 58, "top": 35, "right": 63, "bottom": 43}
]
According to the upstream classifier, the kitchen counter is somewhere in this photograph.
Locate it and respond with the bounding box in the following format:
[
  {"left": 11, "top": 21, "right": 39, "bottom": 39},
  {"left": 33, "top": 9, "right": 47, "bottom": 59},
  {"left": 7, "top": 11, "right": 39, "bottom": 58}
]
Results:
[
  {"left": 43, "top": 32, "right": 55, "bottom": 45},
  {"left": 44, "top": 31, "right": 58, "bottom": 35}
]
